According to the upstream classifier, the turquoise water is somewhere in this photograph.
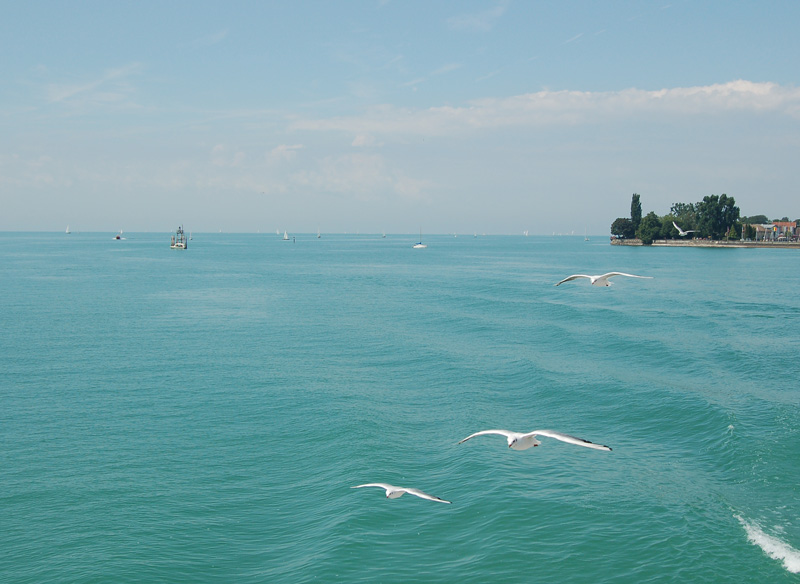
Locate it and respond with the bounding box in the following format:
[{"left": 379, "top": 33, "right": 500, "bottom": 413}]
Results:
[{"left": 2, "top": 232, "right": 799, "bottom": 583}]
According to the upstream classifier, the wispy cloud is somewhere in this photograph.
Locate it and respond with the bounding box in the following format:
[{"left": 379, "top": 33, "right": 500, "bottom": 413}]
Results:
[
  {"left": 401, "top": 63, "right": 462, "bottom": 89},
  {"left": 400, "top": 77, "right": 426, "bottom": 88},
  {"left": 267, "top": 144, "right": 303, "bottom": 163},
  {"left": 183, "top": 29, "right": 230, "bottom": 50},
  {"left": 563, "top": 32, "right": 584, "bottom": 45},
  {"left": 475, "top": 68, "right": 504, "bottom": 83},
  {"left": 291, "top": 153, "right": 428, "bottom": 200},
  {"left": 211, "top": 143, "right": 246, "bottom": 167},
  {"left": 292, "top": 81, "right": 800, "bottom": 136},
  {"left": 352, "top": 134, "right": 378, "bottom": 147},
  {"left": 431, "top": 63, "right": 462, "bottom": 76},
  {"left": 46, "top": 63, "right": 143, "bottom": 105},
  {"left": 447, "top": 2, "right": 507, "bottom": 32}
]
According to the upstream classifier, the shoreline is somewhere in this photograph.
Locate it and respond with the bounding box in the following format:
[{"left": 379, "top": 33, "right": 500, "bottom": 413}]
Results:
[{"left": 611, "top": 238, "right": 800, "bottom": 249}]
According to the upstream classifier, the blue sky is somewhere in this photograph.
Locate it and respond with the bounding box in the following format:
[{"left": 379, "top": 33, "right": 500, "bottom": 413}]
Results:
[{"left": 2, "top": 0, "right": 799, "bottom": 234}]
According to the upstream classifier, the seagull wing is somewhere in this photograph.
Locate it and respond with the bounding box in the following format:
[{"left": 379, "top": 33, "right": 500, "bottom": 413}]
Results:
[
  {"left": 530, "top": 430, "right": 612, "bottom": 451},
  {"left": 601, "top": 272, "right": 652, "bottom": 281},
  {"left": 402, "top": 488, "right": 451, "bottom": 504},
  {"left": 555, "top": 275, "right": 592, "bottom": 286},
  {"left": 352, "top": 483, "right": 394, "bottom": 491},
  {"left": 458, "top": 429, "right": 517, "bottom": 444}
]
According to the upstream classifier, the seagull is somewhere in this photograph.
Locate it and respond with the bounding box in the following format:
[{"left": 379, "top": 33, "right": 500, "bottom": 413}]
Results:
[
  {"left": 555, "top": 272, "right": 651, "bottom": 287},
  {"left": 458, "top": 429, "right": 612, "bottom": 451},
  {"left": 672, "top": 221, "right": 695, "bottom": 237},
  {"left": 351, "top": 483, "right": 451, "bottom": 503}
]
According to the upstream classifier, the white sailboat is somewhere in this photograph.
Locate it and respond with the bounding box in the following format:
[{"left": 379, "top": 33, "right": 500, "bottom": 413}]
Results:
[
  {"left": 283, "top": 230, "right": 290, "bottom": 241},
  {"left": 317, "top": 227, "right": 321, "bottom": 239},
  {"left": 66, "top": 225, "right": 70, "bottom": 234},
  {"left": 413, "top": 229, "right": 427, "bottom": 249}
]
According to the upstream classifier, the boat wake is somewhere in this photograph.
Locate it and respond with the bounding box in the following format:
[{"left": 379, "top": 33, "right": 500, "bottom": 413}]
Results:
[{"left": 736, "top": 515, "right": 800, "bottom": 573}]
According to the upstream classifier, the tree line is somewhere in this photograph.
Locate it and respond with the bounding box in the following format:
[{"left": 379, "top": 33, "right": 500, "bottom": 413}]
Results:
[{"left": 610, "top": 194, "right": 795, "bottom": 245}]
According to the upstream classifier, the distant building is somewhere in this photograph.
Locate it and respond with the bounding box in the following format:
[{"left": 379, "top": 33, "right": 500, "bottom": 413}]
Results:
[
  {"left": 773, "top": 221, "right": 796, "bottom": 241},
  {"left": 753, "top": 221, "right": 796, "bottom": 241}
]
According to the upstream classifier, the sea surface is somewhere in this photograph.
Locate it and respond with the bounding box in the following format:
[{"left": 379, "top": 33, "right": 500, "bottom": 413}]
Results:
[{"left": 2, "top": 232, "right": 799, "bottom": 583}]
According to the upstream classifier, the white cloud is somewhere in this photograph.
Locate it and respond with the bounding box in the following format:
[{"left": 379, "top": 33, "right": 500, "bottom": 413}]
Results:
[
  {"left": 447, "top": 3, "right": 508, "bottom": 32},
  {"left": 211, "top": 144, "right": 246, "bottom": 167},
  {"left": 351, "top": 134, "right": 376, "bottom": 147},
  {"left": 291, "top": 81, "right": 800, "bottom": 137},
  {"left": 45, "top": 63, "right": 144, "bottom": 110},
  {"left": 183, "top": 29, "right": 230, "bottom": 50},
  {"left": 292, "top": 153, "right": 427, "bottom": 200},
  {"left": 563, "top": 33, "right": 584, "bottom": 45},
  {"left": 267, "top": 144, "right": 303, "bottom": 162},
  {"left": 431, "top": 63, "right": 462, "bottom": 76}
]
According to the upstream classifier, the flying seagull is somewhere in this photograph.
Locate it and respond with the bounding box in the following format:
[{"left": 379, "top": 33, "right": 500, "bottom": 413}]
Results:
[
  {"left": 458, "top": 429, "right": 612, "bottom": 451},
  {"left": 672, "top": 221, "right": 695, "bottom": 237},
  {"left": 351, "top": 483, "right": 451, "bottom": 503},
  {"left": 555, "top": 272, "right": 651, "bottom": 287}
]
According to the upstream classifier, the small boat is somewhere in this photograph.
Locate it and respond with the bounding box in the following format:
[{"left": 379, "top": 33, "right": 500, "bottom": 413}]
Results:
[
  {"left": 66, "top": 225, "right": 70, "bottom": 234},
  {"left": 170, "top": 225, "right": 188, "bottom": 249},
  {"left": 114, "top": 230, "right": 125, "bottom": 240},
  {"left": 317, "top": 227, "right": 321, "bottom": 239},
  {"left": 413, "top": 229, "right": 427, "bottom": 249},
  {"left": 283, "top": 231, "right": 290, "bottom": 241}
]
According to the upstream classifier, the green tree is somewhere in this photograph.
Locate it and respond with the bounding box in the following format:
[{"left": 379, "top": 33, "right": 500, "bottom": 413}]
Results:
[
  {"left": 696, "top": 194, "right": 740, "bottom": 239},
  {"left": 636, "top": 212, "right": 662, "bottom": 245},
  {"left": 611, "top": 217, "right": 636, "bottom": 239},
  {"left": 660, "top": 215, "right": 677, "bottom": 239},
  {"left": 741, "top": 214, "right": 769, "bottom": 224},
  {"left": 670, "top": 202, "right": 696, "bottom": 231},
  {"left": 631, "top": 194, "right": 642, "bottom": 230}
]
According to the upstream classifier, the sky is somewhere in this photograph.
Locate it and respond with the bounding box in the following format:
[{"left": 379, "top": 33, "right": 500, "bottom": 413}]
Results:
[{"left": 2, "top": 0, "right": 799, "bottom": 234}]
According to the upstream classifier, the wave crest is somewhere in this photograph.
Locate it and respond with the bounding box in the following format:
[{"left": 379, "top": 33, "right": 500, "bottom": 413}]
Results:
[{"left": 736, "top": 515, "right": 800, "bottom": 574}]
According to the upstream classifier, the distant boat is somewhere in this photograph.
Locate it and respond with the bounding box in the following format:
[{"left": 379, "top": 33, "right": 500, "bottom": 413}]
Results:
[
  {"left": 317, "top": 227, "right": 321, "bottom": 239},
  {"left": 65, "top": 225, "right": 70, "bottom": 234},
  {"left": 170, "top": 225, "right": 188, "bottom": 249},
  {"left": 524, "top": 230, "right": 529, "bottom": 237},
  {"left": 114, "top": 230, "right": 125, "bottom": 240},
  {"left": 283, "top": 231, "right": 290, "bottom": 241},
  {"left": 413, "top": 229, "right": 427, "bottom": 249}
]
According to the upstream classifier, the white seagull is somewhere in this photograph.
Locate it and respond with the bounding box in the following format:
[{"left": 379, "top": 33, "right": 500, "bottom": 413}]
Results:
[
  {"left": 458, "top": 429, "right": 612, "bottom": 451},
  {"left": 352, "top": 483, "right": 451, "bottom": 503},
  {"left": 672, "top": 221, "right": 695, "bottom": 237},
  {"left": 555, "top": 272, "right": 651, "bottom": 287}
]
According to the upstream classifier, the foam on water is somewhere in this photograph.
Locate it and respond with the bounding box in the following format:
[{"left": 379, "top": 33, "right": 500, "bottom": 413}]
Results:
[{"left": 737, "top": 515, "right": 800, "bottom": 573}]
